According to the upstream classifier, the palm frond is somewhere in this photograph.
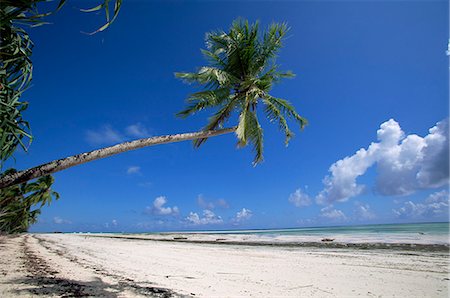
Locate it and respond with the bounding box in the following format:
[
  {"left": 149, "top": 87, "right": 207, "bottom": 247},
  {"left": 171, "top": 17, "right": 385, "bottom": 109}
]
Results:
[
  {"left": 177, "top": 88, "right": 230, "bottom": 118},
  {"left": 251, "top": 22, "right": 289, "bottom": 75},
  {"left": 177, "top": 19, "right": 306, "bottom": 164},
  {"left": 262, "top": 98, "right": 293, "bottom": 145},
  {"left": 200, "top": 49, "right": 226, "bottom": 67},
  {"left": 265, "top": 96, "right": 308, "bottom": 129},
  {"left": 1, "top": 0, "right": 122, "bottom": 165},
  {"left": 235, "top": 102, "right": 263, "bottom": 164},
  {"left": 193, "top": 97, "right": 237, "bottom": 147},
  {"left": 175, "top": 67, "right": 237, "bottom": 87}
]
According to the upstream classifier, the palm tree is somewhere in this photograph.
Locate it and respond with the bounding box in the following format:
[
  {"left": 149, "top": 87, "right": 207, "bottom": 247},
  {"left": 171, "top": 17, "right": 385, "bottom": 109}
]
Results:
[
  {"left": 176, "top": 19, "right": 307, "bottom": 164},
  {"left": 0, "top": 169, "right": 59, "bottom": 233},
  {"left": 0, "top": 19, "right": 306, "bottom": 190}
]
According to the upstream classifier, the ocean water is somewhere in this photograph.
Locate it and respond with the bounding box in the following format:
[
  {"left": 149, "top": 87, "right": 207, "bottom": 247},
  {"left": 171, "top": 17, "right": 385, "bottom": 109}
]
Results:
[
  {"left": 179, "top": 222, "right": 450, "bottom": 244},
  {"left": 194, "top": 222, "right": 449, "bottom": 236}
]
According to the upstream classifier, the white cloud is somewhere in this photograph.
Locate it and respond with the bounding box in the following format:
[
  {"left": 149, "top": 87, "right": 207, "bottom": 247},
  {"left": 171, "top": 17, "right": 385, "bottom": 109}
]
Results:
[
  {"left": 185, "top": 210, "right": 223, "bottom": 225},
  {"left": 197, "top": 195, "right": 215, "bottom": 210},
  {"left": 288, "top": 188, "right": 312, "bottom": 207},
  {"left": 315, "top": 118, "right": 449, "bottom": 204},
  {"left": 416, "top": 120, "right": 449, "bottom": 189},
  {"left": 232, "top": 208, "right": 253, "bottom": 224},
  {"left": 196, "top": 195, "right": 229, "bottom": 210},
  {"left": 393, "top": 190, "right": 449, "bottom": 219},
  {"left": 125, "top": 123, "right": 151, "bottom": 138},
  {"left": 354, "top": 202, "right": 376, "bottom": 220},
  {"left": 85, "top": 125, "right": 124, "bottom": 145},
  {"left": 425, "top": 190, "right": 449, "bottom": 203},
  {"left": 126, "top": 166, "right": 141, "bottom": 175},
  {"left": 53, "top": 216, "right": 71, "bottom": 224},
  {"left": 86, "top": 123, "right": 152, "bottom": 146},
  {"left": 146, "top": 196, "right": 179, "bottom": 216},
  {"left": 111, "top": 219, "right": 118, "bottom": 226},
  {"left": 319, "top": 206, "right": 347, "bottom": 221}
]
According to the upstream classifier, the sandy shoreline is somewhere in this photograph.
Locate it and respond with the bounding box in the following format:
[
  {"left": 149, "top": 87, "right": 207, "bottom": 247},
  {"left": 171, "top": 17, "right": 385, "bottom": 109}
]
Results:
[
  {"left": 1, "top": 233, "right": 449, "bottom": 297},
  {"left": 87, "top": 232, "right": 450, "bottom": 251}
]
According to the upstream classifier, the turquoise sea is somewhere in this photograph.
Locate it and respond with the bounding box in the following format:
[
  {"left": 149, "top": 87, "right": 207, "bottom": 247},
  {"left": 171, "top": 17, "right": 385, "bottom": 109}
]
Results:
[
  {"left": 92, "top": 222, "right": 450, "bottom": 247},
  {"left": 186, "top": 222, "right": 449, "bottom": 236},
  {"left": 166, "top": 222, "right": 449, "bottom": 245},
  {"left": 222, "top": 222, "right": 449, "bottom": 236}
]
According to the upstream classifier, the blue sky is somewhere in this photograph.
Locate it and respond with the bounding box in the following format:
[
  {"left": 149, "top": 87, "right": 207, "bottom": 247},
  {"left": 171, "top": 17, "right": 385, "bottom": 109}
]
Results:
[{"left": 7, "top": 0, "right": 448, "bottom": 232}]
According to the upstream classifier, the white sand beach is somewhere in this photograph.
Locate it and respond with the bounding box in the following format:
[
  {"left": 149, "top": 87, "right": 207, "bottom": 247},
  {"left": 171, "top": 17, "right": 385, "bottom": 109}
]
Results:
[{"left": 1, "top": 233, "right": 449, "bottom": 297}]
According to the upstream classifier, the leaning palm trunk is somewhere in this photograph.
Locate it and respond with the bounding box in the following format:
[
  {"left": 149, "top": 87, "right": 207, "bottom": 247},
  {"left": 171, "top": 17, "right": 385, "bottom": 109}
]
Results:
[{"left": 0, "top": 127, "right": 235, "bottom": 189}]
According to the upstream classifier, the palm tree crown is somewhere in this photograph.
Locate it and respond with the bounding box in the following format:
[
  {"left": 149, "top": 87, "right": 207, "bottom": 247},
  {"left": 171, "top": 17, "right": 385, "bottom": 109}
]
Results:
[{"left": 176, "top": 19, "right": 307, "bottom": 164}]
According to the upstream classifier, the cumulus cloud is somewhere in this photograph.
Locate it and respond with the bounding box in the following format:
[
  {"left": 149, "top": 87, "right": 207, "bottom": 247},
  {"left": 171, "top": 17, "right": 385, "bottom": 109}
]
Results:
[
  {"left": 288, "top": 188, "right": 312, "bottom": 207},
  {"left": 86, "top": 125, "right": 124, "bottom": 145},
  {"left": 316, "top": 118, "right": 449, "bottom": 204},
  {"left": 146, "top": 196, "right": 179, "bottom": 216},
  {"left": 232, "top": 208, "right": 253, "bottom": 224},
  {"left": 393, "top": 190, "right": 449, "bottom": 219},
  {"left": 197, "top": 195, "right": 229, "bottom": 210},
  {"left": 319, "top": 206, "right": 347, "bottom": 221},
  {"left": 53, "top": 216, "right": 71, "bottom": 224},
  {"left": 86, "top": 123, "right": 152, "bottom": 145},
  {"left": 354, "top": 202, "right": 376, "bottom": 220},
  {"left": 126, "top": 166, "right": 141, "bottom": 175},
  {"left": 126, "top": 123, "right": 151, "bottom": 138},
  {"left": 416, "top": 121, "right": 449, "bottom": 188},
  {"left": 185, "top": 210, "right": 223, "bottom": 225}
]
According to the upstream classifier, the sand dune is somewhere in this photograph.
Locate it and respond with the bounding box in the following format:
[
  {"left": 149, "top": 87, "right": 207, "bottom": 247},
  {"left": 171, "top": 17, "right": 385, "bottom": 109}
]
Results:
[{"left": 1, "top": 233, "right": 448, "bottom": 297}]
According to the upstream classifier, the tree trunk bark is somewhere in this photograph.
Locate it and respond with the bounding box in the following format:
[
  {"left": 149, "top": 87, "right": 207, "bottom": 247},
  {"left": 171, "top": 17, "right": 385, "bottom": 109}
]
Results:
[{"left": 0, "top": 127, "right": 236, "bottom": 189}]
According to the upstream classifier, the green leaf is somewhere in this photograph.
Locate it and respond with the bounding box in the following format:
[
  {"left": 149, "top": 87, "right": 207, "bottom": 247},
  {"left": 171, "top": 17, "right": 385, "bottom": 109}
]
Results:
[{"left": 176, "top": 19, "right": 305, "bottom": 164}]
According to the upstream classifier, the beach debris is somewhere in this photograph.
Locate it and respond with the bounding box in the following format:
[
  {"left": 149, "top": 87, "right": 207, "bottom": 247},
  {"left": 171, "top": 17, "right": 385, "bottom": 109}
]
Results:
[
  {"left": 215, "top": 238, "right": 227, "bottom": 241},
  {"left": 321, "top": 238, "right": 335, "bottom": 242},
  {"left": 173, "top": 237, "right": 188, "bottom": 240}
]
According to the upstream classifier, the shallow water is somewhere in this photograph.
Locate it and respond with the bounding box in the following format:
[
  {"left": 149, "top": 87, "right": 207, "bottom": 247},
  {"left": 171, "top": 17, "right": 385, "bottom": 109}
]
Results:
[{"left": 165, "top": 222, "right": 450, "bottom": 245}]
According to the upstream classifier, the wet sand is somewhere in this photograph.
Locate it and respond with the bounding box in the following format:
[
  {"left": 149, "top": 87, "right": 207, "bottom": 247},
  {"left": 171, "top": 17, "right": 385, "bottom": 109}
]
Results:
[{"left": 0, "top": 233, "right": 448, "bottom": 297}]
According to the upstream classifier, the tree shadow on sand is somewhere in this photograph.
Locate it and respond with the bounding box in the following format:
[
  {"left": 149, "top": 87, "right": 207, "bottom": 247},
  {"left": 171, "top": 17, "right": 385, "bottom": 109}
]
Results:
[
  {"left": 10, "top": 275, "right": 179, "bottom": 297},
  {"left": 12, "top": 234, "right": 184, "bottom": 297}
]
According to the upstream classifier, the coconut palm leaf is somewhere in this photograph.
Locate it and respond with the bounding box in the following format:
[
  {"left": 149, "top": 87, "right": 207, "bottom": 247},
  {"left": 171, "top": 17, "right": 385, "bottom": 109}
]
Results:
[
  {"left": 0, "top": 0, "right": 122, "bottom": 165},
  {"left": 176, "top": 19, "right": 307, "bottom": 164}
]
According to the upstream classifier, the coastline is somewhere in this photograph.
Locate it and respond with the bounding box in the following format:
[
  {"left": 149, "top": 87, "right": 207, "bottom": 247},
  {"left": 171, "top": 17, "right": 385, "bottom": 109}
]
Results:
[
  {"left": 1, "top": 233, "right": 448, "bottom": 297},
  {"left": 85, "top": 232, "right": 450, "bottom": 252}
]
